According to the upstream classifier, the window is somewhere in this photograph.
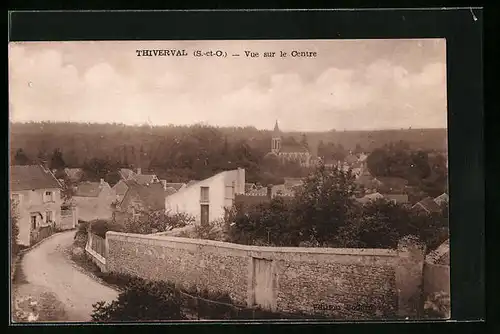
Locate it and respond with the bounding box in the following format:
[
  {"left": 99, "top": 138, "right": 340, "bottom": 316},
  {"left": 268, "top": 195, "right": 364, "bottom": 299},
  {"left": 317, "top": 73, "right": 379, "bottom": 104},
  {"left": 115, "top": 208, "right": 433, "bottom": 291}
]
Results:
[
  {"left": 30, "top": 214, "right": 37, "bottom": 230},
  {"left": 200, "top": 187, "right": 209, "bottom": 203},
  {"left": 132, "top": 207, "right": 140, "bottom": 219},
  {"left": 231, "top": 181, "right": 236, "bottom": 196},
  {"left": 46, "top": 211, "right": 53, "bottom": 224},
  {"left": 45, "top": 191, "right": 54, "bottom": 202}
]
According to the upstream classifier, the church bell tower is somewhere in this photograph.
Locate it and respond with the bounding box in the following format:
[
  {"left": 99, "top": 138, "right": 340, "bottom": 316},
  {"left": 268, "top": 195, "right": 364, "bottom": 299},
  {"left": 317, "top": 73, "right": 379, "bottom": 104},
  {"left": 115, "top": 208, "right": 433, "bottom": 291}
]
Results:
[{"left": 271, "top": 120, "right": 282, "bottom": 154}]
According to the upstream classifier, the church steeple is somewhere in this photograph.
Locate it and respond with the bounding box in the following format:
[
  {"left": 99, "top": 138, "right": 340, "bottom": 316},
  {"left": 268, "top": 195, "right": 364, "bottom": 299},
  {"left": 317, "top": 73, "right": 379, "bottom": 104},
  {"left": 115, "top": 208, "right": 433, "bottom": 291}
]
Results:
[
  {"left": 273, "top": 120, "right": 280, "bottom": 134},
  {"left": 271, "top": 120, "right": 282, "bottom": 154}
]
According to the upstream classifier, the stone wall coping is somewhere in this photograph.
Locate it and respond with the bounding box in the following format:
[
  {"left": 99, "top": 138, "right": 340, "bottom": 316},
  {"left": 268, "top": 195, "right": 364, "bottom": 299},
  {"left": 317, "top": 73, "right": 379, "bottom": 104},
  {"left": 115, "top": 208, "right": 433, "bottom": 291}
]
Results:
[
  {"left": 106, "top": 231, "right": 398, "bottom": 257},
  {"left": 424, "top": 262, "right": 450, "bottom": 269}
]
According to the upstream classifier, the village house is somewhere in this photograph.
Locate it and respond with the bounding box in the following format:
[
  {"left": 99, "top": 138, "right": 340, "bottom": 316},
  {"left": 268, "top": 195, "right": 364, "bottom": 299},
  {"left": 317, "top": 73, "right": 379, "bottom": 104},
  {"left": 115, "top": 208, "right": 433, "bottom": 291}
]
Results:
[
  {"left": 73, "top": 179, "right": 116, "bottom": 221},
  {"left": 119, "top": 168, "right": 136, "bottom": 181},
  {"left": 375, "top": 176, "right": 409, "bottom": 194},
  {"left": 112, "top": 179, "right": 129, "bottom": 202},
  {"left": 355, "top": 168, "right": 382, "bottom": 193},
  {"left": 434, "top": 192, "right": 449, "bottom": 207},
  {"left": 165, "top": 168, "right": 245, "bottom": 225},
  {"left": 426, "top": 239, "right": 450, "bottom": 265},
  {"left": 113, "top": 180, "right": 176, "bottom": 225},
  {"left": 119, "top": 167, "right": 160, "bottom": 185},
  {"left": 245, "top": 182, "right": 257, "bottom": 193},
  {"left": 283, "top": 177, "right": 305, "bottom": 191},
  {"left": 382, "top": 193, "right": 409, "bottom": 205},
  {"left": 271, "top": 184, "right": 295, "bottom": 197},
  {"left": 235, "top": 184, "right": 296, "bottom": 211},
  {"left": 10, "top": 165, "right": 63, "bottom": 246},
  {"left": 133, "top": 171, "right": 160, "bottom": 186},
  {"left": 355, "top": 192, "right": 385, "bottom": 205},
  {"left": 412, "top": 197, "right": 442, "bottom": 214}
]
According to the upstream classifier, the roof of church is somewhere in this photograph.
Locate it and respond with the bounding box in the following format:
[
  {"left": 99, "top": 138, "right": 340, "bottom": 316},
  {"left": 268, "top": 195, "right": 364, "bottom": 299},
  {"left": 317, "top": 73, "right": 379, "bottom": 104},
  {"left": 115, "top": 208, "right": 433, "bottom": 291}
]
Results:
[
  {"left": 273, "top": 120, "right": 281, "bottom": 135},
  {"left": 280, "top": 144, "right": 309, "bottom": 153}
]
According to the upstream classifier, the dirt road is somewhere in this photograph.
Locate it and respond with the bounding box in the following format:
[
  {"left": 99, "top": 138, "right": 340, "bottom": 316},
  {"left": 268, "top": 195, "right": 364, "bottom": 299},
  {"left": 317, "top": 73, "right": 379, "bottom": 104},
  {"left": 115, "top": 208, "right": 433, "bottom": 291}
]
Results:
[{"left": 14, "top": 231, "right": 119, "bottom": 322}]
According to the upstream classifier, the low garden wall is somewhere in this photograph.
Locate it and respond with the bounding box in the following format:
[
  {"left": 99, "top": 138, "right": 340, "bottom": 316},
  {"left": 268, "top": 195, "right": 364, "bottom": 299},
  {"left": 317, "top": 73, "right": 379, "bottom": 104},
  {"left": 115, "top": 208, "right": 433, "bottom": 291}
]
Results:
[{"left": 102, "top": 232, "right": 427, "bottom": 319}]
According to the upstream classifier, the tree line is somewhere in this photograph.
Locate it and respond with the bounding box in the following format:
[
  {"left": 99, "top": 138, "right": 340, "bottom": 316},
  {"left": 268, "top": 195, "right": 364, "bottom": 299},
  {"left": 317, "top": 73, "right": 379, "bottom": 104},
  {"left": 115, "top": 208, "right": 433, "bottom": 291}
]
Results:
[
  {"left": 366, "top": 141, "right": 448, "bottom": 198},
  {"left": 226, "top": 164, "right": 448, "bottom": 251},
  {"left": 11, "top": 122, "right": 447, "bottom": 195}
]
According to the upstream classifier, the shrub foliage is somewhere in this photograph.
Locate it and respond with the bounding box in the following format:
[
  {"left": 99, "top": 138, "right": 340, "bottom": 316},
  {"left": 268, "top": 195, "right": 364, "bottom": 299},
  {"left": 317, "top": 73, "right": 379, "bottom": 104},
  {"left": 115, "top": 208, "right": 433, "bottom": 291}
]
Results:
[
  {"left": 92, "top": 273, "right": 327, "bottom": 321},
  {"left": 225, "top": 163, "right": 448, "bottom": 250}
]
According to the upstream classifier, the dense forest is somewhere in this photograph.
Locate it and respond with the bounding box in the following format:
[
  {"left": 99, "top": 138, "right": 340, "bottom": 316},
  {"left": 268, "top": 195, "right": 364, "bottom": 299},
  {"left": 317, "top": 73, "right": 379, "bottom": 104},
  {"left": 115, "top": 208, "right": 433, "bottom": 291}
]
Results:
[{"left": 10, "top": 121, "right": 447, "bottom": 188}]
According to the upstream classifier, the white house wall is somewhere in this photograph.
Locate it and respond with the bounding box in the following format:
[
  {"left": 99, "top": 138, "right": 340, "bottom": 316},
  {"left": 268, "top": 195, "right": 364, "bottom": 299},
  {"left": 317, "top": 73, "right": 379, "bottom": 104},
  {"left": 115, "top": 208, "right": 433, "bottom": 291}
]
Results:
[
  {"left": 165, "top": 168, "right": 245, "bottom": 225},
  {"left": 12, "top": 188, "right": 62, "bottom": 246}
]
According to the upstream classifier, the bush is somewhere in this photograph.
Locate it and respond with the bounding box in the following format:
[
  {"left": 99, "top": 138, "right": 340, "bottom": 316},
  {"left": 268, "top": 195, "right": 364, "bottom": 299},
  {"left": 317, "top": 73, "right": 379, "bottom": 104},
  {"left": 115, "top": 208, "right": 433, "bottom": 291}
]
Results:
[
  {"left": 11, "top": 201, "right": 20, "bottom": 256},
  {"left": 191, "top": 218, "right": 227, "bottom": 241},
  {"left": 226, "top": 163, "right": 449, "bottom": 250},
  {"left": 91, "top": 274, "right": 327, "bottom": 321},
  {"left": 90, "top": 219, "right": 124, "bottom": 239},
  {"left": 424, "top": 292, "right": 450, "bottom": 319},
  {"left": 92, "top": 277, "right": 185, "bottom": 321},
  {"left": 123, "top": 210, "right": 194, "bottom": 235}
]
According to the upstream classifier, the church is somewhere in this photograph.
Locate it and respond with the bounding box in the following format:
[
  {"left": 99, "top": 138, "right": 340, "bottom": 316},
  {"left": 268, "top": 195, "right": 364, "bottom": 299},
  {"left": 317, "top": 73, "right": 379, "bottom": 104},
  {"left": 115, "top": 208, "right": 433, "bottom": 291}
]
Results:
[{"left": 268, "top": 120, "right": 312, "bottom": 167}]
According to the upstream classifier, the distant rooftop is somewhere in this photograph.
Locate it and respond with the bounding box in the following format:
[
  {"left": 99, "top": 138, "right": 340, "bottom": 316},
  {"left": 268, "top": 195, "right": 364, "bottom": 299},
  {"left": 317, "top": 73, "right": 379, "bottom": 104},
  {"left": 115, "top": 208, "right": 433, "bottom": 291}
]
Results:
[{"left": 10, "top": 165, "right": 62, "bottom": 191}]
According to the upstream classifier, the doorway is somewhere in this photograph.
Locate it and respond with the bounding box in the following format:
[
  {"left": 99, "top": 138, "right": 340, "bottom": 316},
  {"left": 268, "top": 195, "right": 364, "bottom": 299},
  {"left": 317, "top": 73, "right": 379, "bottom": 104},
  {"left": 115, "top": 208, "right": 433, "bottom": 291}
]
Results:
[{"left": 252, "top": 257, "right": 276, "bottom": 311}]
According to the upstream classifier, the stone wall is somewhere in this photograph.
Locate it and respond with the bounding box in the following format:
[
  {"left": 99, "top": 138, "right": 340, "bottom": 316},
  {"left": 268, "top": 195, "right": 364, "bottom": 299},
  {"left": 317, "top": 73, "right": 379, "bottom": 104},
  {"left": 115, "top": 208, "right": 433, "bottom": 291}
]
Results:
[
  {"left": 423, "top": 263, "right": 450, "bottom": 296},
  {"left": 105, "top": 232, "right": 427, "bottom": 319},
  {"left": 60, "top": 207, "right": 78, "bottom": 230}
]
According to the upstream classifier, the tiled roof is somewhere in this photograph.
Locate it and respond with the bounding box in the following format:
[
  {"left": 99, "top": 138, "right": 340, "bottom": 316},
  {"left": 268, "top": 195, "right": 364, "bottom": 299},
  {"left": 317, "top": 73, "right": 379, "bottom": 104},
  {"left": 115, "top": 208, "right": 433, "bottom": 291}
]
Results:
[
  {"left": 272, "top": 184, "right": 294, "bottom": 197},
  {"left": 245, "top": 183, "right": 256, "bottom": 192},
  {"left": 376, "top": 177, "right": 409, "bottom": 189},
  {"left": 10, "top": 165, "right": 62, "bottom": 191},
  {"left": 414, "top": 197, "right": 442, "bottom": 213},
  {"left": 133, "top": 174, "right": 158, "bottom": 185},
  {"left": 344, "top": 154, "right": 358, "bottom": 165},
  {"left": 382, "top": 194, "right": 409, "bottom": 204},
  {"left": 164, "top": 182, "right": 186, "bottom": 191},
  {"left": 356, "top": 192, "right": 384, "bottom": 204},
  {"left": 280, "top": 144, "right": 309, "bottom": 153},
  {"left": 434, "top": 193, "right": 449, "bottom": 206},
  {"left": 426, "top": 239, "right": 449, "bottom": 265},
  {"left": 113, "top": 180, "right": 129, "bottom": 196},
  {"left": 74, "top": 181, "right": 108, "bottom": 197},
  {"left": 119, "top": 168, "right": 136, "bottom": 180},
  {"left": 121, "top": 180, "right": 168, "bottom": 211},
  {"left": 248, "top": 188, "right": 268, "bottom": 196}
]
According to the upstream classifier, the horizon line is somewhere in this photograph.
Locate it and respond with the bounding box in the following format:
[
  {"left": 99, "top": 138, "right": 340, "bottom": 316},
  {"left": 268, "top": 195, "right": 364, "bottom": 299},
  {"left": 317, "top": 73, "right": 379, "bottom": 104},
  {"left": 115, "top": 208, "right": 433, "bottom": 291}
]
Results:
[{"left": 9, "top": 121, "right": 447, "bottom": 133}]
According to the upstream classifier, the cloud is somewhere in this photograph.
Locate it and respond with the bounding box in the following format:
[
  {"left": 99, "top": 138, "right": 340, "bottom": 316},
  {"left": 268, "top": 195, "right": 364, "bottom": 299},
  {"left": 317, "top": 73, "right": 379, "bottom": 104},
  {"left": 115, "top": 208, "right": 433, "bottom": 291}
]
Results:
[{"left": 8, "top": 41, "right": 447, "bottom": 131}]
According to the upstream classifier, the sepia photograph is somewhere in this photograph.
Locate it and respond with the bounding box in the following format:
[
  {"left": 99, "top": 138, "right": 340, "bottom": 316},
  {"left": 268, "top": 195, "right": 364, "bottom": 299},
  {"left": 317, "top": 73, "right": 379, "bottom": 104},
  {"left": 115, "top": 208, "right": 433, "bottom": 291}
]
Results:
[{"left": 9, "top": 39, "right": 450, "bottom": 322}]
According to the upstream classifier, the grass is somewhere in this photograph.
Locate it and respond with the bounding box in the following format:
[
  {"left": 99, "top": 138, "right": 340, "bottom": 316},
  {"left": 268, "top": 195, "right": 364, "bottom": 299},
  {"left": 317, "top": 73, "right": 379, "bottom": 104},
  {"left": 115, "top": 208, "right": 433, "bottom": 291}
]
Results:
[
  {"left": 12, "top": 254, "right": 27, "bottom": 285},
  {"left": 69, "top": 230, "right": 128, "bottom": 292},
  {"left": 12, "top": 285, "right": 69, "bottom": 322}
]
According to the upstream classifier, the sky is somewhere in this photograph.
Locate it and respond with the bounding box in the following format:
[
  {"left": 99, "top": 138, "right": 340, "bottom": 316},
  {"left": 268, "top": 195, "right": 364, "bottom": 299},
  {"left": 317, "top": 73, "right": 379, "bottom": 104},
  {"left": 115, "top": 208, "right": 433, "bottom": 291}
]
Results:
[{"left": 8, "top": 39, "right": 447, "bottom": 132}]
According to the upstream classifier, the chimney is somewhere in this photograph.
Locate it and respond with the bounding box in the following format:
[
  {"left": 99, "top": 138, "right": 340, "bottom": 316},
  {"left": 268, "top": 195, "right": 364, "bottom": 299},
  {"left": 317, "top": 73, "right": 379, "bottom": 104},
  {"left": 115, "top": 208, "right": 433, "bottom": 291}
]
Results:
[
  {"left": 237, "top": 167, "right": 245, "bottom": 194},
  {"left": 100, "top": 178, "right": 105, "bottom": 186},
  {"left": 137, "top": 167, "right": 142, "bottom": 175},
  {"left": 161, "top": 179, "right": 167, "bottom": 191},
  {"left": 267, "top": 184, "right": 273, "bottom": 199}
]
